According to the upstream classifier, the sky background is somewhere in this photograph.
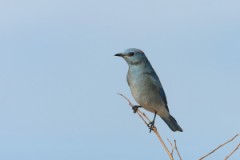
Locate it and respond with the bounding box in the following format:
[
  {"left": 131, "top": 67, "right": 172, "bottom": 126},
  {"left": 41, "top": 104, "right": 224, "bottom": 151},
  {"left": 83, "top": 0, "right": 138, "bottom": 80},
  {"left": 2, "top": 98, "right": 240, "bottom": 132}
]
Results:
[{"left": 0, "top": 0, "right": 239, "bottom": 159}]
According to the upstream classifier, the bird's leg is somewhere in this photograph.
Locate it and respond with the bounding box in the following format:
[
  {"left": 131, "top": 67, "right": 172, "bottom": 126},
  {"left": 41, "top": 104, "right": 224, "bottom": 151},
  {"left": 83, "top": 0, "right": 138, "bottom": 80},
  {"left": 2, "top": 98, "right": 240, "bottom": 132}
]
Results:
[
  {"left": 132, "top": 105, "right": 142, "bottom": 113},
  {"left": 147, "top": 112, "right": 157, "bottom": 133}
]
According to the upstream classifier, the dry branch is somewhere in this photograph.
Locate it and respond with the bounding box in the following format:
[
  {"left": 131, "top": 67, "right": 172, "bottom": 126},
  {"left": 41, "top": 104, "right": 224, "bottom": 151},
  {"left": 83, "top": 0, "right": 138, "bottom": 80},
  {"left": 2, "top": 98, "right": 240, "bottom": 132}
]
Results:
[
  {"left": 224, "top": 143, "right": 240, "bottom": 160},
  {"left": 199, "top": 134, "right": 239, "bottom": 160},
  {"left": 167, "top": 139, "right": 174, "bottom": 156},
  {"left": 167, "top": 139, "right": 182, "bottom": 160},
  {"left": 174, "top": 140, "right": 183, "bottom": 160},
  {"left": 118, "top": 93, "right": 174, "bottom": 160},
  {"left": 118, "top": 93, "right": 239, "bottom": 160}
]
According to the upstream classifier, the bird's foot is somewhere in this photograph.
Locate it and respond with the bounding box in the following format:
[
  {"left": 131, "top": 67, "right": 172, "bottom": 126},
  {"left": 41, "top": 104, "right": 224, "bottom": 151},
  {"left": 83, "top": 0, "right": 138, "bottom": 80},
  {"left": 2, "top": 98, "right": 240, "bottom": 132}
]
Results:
[
  {"left": 147, "top": 121, "right": 156, "bottom": 133},
  {"left": 132, "top": 105, "right": 141, "bottom": 113}
]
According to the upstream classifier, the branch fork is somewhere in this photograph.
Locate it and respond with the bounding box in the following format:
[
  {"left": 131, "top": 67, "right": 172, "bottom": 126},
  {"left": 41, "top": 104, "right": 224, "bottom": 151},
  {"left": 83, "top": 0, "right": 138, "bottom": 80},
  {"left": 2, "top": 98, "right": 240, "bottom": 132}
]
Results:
[{"left": 118, "top": 93, "right": 239, "bottom": 160}]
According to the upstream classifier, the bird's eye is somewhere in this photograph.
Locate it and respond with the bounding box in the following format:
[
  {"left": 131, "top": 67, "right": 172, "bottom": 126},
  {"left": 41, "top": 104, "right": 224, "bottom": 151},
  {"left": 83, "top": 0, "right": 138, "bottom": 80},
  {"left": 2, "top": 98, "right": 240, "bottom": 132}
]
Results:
[{"left": 128, "top": 52, "right": 134, "bottom": 56}]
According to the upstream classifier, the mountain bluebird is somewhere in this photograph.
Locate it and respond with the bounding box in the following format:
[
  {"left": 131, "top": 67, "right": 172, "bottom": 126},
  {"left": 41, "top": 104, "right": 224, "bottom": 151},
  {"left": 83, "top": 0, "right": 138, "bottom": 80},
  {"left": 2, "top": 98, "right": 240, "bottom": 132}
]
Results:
[{"left": 115, "top": 48, "right": 183, "bottom": 132}]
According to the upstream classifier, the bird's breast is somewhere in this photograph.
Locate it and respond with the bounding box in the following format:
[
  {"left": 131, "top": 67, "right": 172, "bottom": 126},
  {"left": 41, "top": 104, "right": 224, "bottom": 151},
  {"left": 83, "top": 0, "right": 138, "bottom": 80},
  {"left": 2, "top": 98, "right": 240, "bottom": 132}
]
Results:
[
  {"left": 128, "top": 71, "right": 151, "bottom": 105},
  {"left": 127, "top": 68, "right": 164, "bottom": 109}
]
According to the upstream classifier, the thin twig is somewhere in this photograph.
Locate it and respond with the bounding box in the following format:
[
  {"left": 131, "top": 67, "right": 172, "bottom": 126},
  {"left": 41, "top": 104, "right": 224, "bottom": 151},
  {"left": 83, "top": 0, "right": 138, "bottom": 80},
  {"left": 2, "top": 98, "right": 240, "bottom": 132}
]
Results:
[
  {"left": 136, "top": 111, "right": 149, "bottom": 126},
  {"left": 152, "top": 127, "right": 174, "bottom": 160},
  {"left": 224, "top": 143, "right": 240, "bottom": 160},
  {"left": 199, "top": 134, "right": 239, "bottom": 160},
  {"left": 174, "top": 140, "right": 183, "bottom": 160},
  {"left": 118, "top": 93, "right": 134, "bottom": 107},
  {"left": 118, "top": 93, "right": 174, "bottom": 160},
  {"left": 167, "top": 139, "right": 174, "bottom": 156},
  {"left": 142, "top": 112, "right": 152, "bottom": 123},
  {"left": 117, "top": 93, "right": 149, "bottom": 126}
]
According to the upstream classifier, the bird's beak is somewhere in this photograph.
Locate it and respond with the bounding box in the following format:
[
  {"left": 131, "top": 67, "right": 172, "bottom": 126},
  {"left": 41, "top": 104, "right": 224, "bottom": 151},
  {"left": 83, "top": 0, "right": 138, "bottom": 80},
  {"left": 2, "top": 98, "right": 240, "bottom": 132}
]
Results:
[{"left": 114, "top": 53, "right": 124, "bottom": 57}]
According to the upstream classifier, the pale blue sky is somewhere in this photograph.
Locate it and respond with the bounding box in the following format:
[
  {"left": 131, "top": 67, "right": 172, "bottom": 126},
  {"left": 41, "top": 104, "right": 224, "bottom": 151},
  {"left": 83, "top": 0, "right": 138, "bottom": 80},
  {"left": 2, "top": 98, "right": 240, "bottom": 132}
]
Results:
[{"left": 0, "top": 0, "right": 239, "bottom": 159}]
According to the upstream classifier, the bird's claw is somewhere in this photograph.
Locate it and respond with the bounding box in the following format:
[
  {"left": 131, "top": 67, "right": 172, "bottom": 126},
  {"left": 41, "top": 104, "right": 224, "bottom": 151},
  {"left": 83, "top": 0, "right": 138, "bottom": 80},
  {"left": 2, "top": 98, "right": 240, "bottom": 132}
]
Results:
[
  {"left": 132, "top": 105, "right": 141, "bottom": 113},
  {"left": 147, "top": 121, "right": 156, "bottom": 133}
]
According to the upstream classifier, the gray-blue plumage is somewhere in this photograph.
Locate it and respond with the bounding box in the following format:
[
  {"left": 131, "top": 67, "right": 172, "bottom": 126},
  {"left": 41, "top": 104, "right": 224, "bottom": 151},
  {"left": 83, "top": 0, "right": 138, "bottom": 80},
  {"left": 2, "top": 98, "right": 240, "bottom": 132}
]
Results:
[{"left": 115, "top": 48, "right": 183, "bottom": 132}]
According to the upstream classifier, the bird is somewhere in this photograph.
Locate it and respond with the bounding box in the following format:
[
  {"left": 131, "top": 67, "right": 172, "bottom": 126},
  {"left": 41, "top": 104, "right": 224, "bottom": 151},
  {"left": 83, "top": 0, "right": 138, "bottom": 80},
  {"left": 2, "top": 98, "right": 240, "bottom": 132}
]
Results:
[{"left": 115, "top": 48, "right": 183, "bottom": 132}]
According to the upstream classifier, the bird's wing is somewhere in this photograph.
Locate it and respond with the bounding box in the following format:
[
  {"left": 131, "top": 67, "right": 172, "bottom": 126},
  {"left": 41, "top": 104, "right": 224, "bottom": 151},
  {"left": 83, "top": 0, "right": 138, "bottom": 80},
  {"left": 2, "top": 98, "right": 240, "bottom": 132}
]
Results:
[
  {"left": 145, "top": 71, "right": 169, "bottom": 112},
  {"left": 159, "top": 87, "right": 168, "bottom": 105},
  {"left": 159, "top": 87, "right": 169, "bottom": 112}
]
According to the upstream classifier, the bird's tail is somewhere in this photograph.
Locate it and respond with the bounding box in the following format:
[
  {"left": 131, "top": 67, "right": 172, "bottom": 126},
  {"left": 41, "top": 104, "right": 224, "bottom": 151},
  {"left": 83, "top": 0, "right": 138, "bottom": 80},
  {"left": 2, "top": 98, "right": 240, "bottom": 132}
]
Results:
[{"left": 162, "top": 115, "right": 183, "bottom": 132}]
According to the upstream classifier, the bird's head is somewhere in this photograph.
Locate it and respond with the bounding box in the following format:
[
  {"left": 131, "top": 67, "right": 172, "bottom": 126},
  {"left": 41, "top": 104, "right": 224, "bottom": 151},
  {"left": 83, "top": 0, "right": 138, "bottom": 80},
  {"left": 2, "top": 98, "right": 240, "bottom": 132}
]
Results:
[{"left": 115, "top": 48, "right": 147, "bottom": 65}]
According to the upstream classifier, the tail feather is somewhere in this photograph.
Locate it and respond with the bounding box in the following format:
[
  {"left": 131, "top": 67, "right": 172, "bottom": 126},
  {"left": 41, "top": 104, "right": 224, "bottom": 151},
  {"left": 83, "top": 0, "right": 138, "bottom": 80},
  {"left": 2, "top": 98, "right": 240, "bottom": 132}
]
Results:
[{"left": 162, "top": 115, "right": 183, "bottom": 132}]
